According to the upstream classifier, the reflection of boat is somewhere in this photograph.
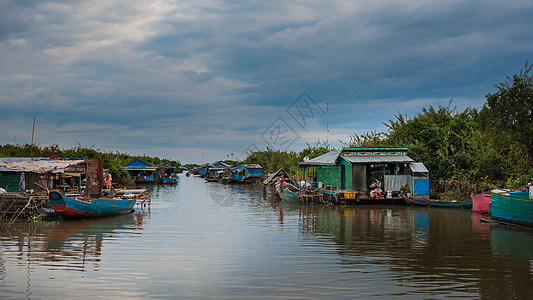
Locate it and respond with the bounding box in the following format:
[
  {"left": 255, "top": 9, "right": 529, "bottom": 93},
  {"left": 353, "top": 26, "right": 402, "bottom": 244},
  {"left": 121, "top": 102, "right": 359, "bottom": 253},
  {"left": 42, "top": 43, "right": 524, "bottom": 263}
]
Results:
[
  {"left": 404, "top": 197, "right": 472, "bottom": 208},
  {"left": 490, "top": 226, "right": 533, "bottom": 261},
  {"left": 490, "top": 189, "right": 533, "bottom": 227},
  {"left": 472, "top": 194, "right": 491, "bottom": 213},
  {"left": 49, "top": 191, "right": 140, "bottom": 219},
  {"left": 46, "top": 214, "right": 138, "bottom": 271}
]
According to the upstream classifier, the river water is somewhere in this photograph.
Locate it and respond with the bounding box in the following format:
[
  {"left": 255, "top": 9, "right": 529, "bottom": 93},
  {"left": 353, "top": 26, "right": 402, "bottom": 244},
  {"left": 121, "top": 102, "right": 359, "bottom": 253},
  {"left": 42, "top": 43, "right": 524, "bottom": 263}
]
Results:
[{"left": 1, "top": 174, "right": 533, "bottom": 299}]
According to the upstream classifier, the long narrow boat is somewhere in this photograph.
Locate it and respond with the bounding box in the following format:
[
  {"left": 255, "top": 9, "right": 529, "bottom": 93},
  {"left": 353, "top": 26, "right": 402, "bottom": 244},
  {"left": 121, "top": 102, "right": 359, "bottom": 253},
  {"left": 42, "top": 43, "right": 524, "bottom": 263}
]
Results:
[
  {"left": 278, "top": 185, "right": 323, "bottom": 204},
  {"left": 48, "top": 190, "right": 142, "bottom": 219},
  {"left": 404, "top": 197, "right": 472, "bottom": 208},
  {"left": 490, "top": 189, "right": 533, "bottom": 227}
]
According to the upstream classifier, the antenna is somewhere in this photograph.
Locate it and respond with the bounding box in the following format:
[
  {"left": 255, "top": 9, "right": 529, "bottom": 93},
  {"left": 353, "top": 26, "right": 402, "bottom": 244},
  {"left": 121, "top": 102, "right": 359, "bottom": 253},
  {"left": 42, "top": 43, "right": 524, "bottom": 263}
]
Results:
[
  {"left": 326, "top": 102, "right": 329, "bottom": 144},
  {"left": 30, "top": 116, "right": 36, "bottom": 161}
]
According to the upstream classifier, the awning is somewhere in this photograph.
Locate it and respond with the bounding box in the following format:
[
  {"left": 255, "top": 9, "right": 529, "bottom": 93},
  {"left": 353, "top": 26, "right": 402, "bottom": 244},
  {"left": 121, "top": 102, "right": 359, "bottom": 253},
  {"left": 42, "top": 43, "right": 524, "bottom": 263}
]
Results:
[
  {"left": 299, "top": 151, "right": 340, "bottom": 166},
  {"left": 125, "top": 168, "right": 157, "bottom": 171},
  {"left": 410, "top": 162, "right": 429, "bottom": 173}
]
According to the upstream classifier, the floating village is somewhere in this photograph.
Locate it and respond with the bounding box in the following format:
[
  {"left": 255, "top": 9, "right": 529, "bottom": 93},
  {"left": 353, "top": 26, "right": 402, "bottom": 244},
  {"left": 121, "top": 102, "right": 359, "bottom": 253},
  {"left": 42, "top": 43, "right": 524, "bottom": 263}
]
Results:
[{"left": 0, "top": 147, "right": 530, "bottom": 228}]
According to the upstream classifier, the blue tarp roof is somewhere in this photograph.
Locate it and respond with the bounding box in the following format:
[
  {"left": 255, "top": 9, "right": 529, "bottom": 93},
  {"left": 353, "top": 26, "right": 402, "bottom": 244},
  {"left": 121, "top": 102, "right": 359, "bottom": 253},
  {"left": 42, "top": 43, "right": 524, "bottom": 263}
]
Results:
[{"left": 124, "top": 159, "right": 152, "bottom": 168}]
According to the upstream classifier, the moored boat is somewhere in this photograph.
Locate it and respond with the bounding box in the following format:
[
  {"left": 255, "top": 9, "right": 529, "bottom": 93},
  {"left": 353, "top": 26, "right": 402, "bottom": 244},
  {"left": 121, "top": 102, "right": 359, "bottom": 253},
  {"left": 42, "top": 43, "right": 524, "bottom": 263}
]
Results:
[
  {"left": 263, "top": 168, "right": 294, "bottom": 195},
  {"left": 472, "top": 193, "right": 491, "bottom": 213},
  {"left": 277, "top": 185, "right": 323, "bottom": 204},
  {"left": 48, "top": 190, "right": 142, "bottom": 219},
  {"left": 404, "top": 197, "right": 472, "bottom": 208},
  {"left": 489, "top": 189, "right": 533, "bottom": 227}
]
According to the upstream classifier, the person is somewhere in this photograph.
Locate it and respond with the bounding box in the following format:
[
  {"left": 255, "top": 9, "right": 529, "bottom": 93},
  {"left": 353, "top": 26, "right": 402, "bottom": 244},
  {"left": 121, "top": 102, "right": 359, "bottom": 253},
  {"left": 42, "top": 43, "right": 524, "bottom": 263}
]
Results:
[{"left": 105, "top": 172, "right": 112, "bottom": 189}]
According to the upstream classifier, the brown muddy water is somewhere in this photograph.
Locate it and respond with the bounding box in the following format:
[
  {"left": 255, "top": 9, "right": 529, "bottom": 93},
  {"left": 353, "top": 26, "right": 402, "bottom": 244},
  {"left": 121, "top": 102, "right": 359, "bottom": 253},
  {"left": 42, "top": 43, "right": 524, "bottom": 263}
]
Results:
[{"left": 1, "top": 174, "right": 533, "bottom": 299}]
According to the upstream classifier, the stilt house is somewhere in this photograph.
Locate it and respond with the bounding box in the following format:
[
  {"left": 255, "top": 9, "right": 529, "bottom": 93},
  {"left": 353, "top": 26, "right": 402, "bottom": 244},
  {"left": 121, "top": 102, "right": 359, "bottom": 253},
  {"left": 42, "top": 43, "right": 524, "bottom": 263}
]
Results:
[{"left": 299, "top": 148, "right": 429, "bottom": 199}]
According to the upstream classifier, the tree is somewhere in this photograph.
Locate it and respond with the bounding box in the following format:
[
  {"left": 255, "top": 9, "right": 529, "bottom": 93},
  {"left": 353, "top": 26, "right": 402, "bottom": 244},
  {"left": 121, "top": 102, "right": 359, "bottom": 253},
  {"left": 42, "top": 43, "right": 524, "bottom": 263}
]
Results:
[{"left": 484, "top": 62, "right": 533, "bottom": 166}]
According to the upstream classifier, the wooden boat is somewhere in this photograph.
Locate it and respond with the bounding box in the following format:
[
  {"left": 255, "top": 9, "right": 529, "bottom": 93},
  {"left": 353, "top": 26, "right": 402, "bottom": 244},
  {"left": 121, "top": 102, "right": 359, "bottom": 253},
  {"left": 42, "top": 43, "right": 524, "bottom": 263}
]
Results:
[
  {"left": 204, "top": 177, "right": 221, "bottom": 182},
  {"left": 48, "top": 190, "right": 145, "bottom": 219},
  {"left": 277, "top": 185, "right": 323, "bottom": 204},
  {"left": 472, "top": 193, "right": 491, "bottom": 213},
  {"left": 490, "top": 189, "right": 533, "bottom": 227},
  {"left": 46, "top": 157, "right": 149, "bottom": 219},
  {"left": 404, "top": 197, "right": 472, "bottom": 208},
  {"left": 263, "top": 168, "right": 294, "bottom": 195}
]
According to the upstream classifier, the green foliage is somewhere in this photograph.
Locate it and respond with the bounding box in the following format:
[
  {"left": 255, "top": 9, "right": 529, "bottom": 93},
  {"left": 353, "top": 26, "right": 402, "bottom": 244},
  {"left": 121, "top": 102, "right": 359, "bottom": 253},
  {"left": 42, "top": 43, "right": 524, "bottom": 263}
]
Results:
[
  {"left": 483, "top": 61, "right": 533, "bottom": 166},
  {"left": 298, "top": 141, "right": 335, "bottom": 162},
  {"left": 400, "top": 184, "right": 410, "bottom": 194},
  {"left": 243, "top": 147, "right": 301, "bottom": 176},
  {"left": 27, "top": 213, "right": 44, "bottom": 223},
  {"left": 342, "top": 131, "right": 389, "bottom": 148}
]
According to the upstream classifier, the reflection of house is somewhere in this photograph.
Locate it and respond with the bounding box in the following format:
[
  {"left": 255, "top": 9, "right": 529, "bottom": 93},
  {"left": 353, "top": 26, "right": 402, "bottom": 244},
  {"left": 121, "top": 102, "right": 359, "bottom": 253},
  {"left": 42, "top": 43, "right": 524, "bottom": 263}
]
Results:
[
  {"left": 124, "top": 159, "right": 157, "bottom": 183},
  {"left": 299, "top": 148, "right": 429, "bottom": 199}
]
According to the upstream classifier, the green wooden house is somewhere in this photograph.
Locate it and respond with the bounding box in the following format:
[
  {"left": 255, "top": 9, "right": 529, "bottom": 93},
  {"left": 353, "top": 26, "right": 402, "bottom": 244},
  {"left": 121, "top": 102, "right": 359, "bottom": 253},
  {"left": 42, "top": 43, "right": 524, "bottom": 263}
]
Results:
[{"left": 299, "top": 148, "right": 429, "bottom": 199}]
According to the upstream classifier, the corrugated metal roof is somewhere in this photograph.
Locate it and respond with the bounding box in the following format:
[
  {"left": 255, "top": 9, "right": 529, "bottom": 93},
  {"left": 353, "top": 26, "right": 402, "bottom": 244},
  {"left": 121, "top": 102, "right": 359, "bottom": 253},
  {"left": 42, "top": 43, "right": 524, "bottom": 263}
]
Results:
[
  {"left": 300, "top": 151, "right": 340, "bottom": 166},
  {"left": 410, "top": 162, "right": 429, "bottom": 173},
  {"left": 342, "top": 155, "right": 414, "bottom": 163}
]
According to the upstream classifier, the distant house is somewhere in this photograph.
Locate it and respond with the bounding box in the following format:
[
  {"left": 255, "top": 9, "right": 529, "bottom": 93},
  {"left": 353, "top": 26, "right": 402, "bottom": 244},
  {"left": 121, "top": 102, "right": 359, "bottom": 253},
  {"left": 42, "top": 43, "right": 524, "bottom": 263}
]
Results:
[
  {"left": 299, "top": 148, "right": 429, "bottom": 199},
  {"left": 157, "top": 163, "right": 178, "bottom": 184},
  {"left": 206, "top": 161, "right": 231, "bottom": 179},
  {"left": 124, "top": 159, "right": 158, "bottom": 183},
  {"left": 228, "top": 164, "right": 263, "bottom": 183}
]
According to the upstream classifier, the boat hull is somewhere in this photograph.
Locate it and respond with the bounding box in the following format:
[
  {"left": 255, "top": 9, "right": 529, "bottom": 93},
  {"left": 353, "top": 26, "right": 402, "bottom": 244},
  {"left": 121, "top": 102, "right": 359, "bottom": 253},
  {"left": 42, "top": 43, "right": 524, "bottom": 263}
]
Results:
[
  {"left": 278, "top": 187, "right": 322, "bottom": 204},
  {"left": 49, "top": 191, "right": 136, "bottom": 219},
  {"left": 490, "top": 191, "right": 533, "bottom": 227},
  {"left": 405, "top": 197, "right": 472, "bottom": 208},
  {"left": 472, "top": 194, "right": 491, "bottom": 213}
]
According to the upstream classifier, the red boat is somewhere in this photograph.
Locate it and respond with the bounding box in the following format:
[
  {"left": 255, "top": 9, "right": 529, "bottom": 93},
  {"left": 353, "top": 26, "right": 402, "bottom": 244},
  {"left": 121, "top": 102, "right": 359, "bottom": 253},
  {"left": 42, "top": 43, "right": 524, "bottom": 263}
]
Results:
[{"left": 472, "top": 194, "right": 491, "bottom": 213}]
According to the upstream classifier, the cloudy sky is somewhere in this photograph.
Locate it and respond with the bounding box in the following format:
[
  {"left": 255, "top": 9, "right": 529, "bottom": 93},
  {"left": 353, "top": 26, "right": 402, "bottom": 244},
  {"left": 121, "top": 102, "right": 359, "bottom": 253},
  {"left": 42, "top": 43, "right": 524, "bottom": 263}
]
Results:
[{"left": 1, "top": 0, "right": 532, "bottom": 164}]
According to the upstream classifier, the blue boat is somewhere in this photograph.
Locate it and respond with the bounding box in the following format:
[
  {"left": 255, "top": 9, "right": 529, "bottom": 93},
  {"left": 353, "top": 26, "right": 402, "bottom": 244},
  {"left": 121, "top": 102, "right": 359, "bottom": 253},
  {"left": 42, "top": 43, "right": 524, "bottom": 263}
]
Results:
[
  {"left": 490, "top": 189, "right": 533, "bottom": 227},
  {"left": 48, "top": 191, "right": 140, "bottom": 219}
]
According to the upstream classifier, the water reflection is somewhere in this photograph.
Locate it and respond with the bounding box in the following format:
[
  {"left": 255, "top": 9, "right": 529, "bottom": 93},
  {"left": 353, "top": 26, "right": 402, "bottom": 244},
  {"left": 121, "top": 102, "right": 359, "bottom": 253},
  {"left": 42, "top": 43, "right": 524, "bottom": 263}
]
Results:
[
  {"left": 1, "top": 177, "right": 532, "bottom": 299},
  {"left": 44, "top": 213, "right": 146, "bottom": 271},
  {"left": 265, "top": 198, "right": 533, "bottom": 298}
]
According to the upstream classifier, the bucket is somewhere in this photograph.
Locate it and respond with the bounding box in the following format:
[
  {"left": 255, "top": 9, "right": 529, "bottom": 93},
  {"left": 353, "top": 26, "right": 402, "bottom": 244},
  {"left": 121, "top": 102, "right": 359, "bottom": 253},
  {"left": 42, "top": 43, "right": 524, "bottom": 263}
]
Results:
[{"left": 386, "top": 191, "right": 392, "bottom": 198}]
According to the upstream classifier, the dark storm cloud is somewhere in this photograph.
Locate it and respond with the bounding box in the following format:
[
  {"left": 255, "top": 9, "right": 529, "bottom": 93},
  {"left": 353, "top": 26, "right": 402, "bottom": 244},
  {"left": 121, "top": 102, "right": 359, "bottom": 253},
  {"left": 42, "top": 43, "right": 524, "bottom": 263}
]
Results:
[{"left": 1, "top": 0, "right": 532, "bottom": 162}]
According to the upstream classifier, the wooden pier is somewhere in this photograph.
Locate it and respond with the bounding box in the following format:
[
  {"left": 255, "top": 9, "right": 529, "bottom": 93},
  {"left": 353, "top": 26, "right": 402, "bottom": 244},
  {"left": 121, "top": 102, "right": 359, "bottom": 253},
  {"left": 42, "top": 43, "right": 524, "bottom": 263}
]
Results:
[{"left": 0, "top": 193, "right": 51, "bottom": 222}]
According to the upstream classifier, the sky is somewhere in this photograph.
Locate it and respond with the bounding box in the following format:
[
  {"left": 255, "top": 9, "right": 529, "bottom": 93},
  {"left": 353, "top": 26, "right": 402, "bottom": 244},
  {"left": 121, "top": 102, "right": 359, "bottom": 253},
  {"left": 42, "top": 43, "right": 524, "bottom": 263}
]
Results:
[{"left": 1, "top": 0, "right": 532, "bottom": 164}]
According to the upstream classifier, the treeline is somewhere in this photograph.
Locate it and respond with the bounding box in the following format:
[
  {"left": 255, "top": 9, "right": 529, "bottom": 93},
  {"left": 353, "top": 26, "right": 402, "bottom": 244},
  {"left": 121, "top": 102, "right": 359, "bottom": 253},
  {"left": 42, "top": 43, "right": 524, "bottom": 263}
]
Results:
[
  {"left": 0, "top": 143, "right": 181, "bottom": 179},
  {"left": 241, "top": 141, "right": 333, "bottom": 178},
  {"left": 244, "top": 63, "right": 533, "bottom": 199}
]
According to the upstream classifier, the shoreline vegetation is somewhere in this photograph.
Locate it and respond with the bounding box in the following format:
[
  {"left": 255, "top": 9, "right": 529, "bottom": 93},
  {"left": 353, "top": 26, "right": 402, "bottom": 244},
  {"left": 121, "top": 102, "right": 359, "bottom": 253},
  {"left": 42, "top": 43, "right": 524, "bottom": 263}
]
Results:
[{"left": 2, "top": 63, "right": 533, "bottom": 201}]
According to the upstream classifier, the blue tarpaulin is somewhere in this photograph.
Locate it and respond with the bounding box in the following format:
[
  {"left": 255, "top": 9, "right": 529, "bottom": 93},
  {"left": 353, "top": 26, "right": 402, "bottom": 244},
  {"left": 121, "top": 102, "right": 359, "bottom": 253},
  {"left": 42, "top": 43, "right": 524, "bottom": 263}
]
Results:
[{"left": 414, "top": 178, "right": 429, "bottom": 195}]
